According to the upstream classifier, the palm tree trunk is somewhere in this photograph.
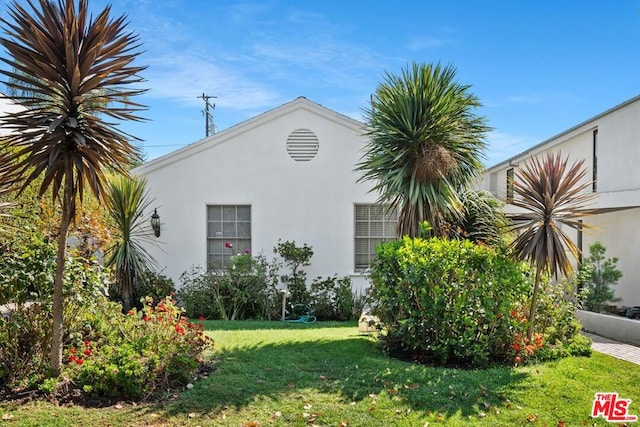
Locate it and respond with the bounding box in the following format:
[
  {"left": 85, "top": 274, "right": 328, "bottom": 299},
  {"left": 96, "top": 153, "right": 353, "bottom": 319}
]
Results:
[
  {"left": 51, "top": 174, "right": 74, "bottom": 375},
  {"left": 526, "top": 267, "right": 542, "bottom": 341}
]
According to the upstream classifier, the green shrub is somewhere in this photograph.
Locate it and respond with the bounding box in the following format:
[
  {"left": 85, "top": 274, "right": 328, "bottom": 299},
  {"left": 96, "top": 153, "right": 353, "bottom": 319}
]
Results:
[
  {"left": 0, "top": 232, "right": 111, "bottom": 389},
  {"left": 133, "top": 270, "right": 175, "bottom": 308},
  {"left": 274, "top": 240, "right": 312, "bottom": 306},
  {"left": 310, "top": 276, "right": 356, "bottom": 320},
  {"left": 369, "top": 236, "right": 532, "bottom": 367},
  {"left": 579, "top": 242, "right": 622, "bottom": 313},
  {"left": 178, "top": 253, "right": 280, "bottom": 320}
]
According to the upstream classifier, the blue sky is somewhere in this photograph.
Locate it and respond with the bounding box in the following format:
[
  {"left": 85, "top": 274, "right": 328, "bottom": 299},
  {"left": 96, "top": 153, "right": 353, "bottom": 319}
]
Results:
[{"left": 2, "top": 1, "right": 640, "bottom": 166}]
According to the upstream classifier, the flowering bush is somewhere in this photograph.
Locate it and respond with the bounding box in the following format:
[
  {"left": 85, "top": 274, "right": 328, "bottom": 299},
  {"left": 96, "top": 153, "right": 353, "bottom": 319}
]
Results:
[{"left": 66, "top": 296, "right": 213, "bottom": 399}]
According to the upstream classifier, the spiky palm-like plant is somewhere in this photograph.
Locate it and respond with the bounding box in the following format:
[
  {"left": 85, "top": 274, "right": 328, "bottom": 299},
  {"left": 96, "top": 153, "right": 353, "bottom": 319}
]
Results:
[
  {"left": 0, "top": 0, "right": 146, "bottom": 373},
  {"left": 447, "top": 188, "right": 507, "bottom": 246},
  {"left": 105, "top": 175, "right": 157, "bottom": 313},
  {"left": 357, "top": 62, "right": 490, "bottom": 237},
  {"left": 508, "top": 152, "right": 596, "bottom": 339}
]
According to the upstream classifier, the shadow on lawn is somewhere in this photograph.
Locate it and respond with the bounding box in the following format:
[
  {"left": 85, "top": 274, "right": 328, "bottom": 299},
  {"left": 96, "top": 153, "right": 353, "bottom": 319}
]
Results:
[{"left": 154, "top": 333, "right": 529, "bottom": 420}]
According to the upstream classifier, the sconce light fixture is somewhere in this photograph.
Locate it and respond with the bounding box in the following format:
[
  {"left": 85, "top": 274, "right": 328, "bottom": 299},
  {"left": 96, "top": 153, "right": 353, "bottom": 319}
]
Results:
[{"left": 150, "top": 208, "right": 160, "bottom": 237}]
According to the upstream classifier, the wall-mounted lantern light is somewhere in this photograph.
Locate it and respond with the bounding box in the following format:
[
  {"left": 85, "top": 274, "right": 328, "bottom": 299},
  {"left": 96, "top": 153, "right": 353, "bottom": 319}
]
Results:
[{"left": 150, "top": 208, "right": 160, "bottom": 237}]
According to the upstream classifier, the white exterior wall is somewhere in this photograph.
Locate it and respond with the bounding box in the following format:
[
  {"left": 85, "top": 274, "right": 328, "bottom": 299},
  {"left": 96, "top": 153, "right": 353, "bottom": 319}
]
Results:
[
  {"left": 480, "top": 95, "right": 640, "bottom": 307},
  {"left": 134, "top": 98, "right": 377, "bottom": 291}
]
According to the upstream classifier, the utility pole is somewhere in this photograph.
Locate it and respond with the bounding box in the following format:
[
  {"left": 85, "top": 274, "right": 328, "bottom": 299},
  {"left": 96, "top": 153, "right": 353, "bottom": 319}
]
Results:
[{"left": 197, "top": 93, "right": 217, "bottom": 137}]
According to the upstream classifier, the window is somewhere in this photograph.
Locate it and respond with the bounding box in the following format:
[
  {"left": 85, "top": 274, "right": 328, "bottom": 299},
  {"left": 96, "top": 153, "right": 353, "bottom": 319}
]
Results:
[
  {"left": 354, "top": 204, "right": 398, "bottom": 271},
  {"left": 206, "top": 205, "right": 251, "bottom": 270},
  {"left": 506, "top": 167, "right": 514, "bottom": 203},
  {"left": 592, "top": 129, "right": 598, "bottom": 192}
]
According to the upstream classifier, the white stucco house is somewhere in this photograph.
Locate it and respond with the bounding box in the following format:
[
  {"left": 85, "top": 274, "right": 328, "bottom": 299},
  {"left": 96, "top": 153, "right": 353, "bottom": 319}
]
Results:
[
  {"left": 478, "top": 94, "right": 640, "bottom": 308},
  {"left": 133, "top": 97, "right": 395, "bottom": 292}
]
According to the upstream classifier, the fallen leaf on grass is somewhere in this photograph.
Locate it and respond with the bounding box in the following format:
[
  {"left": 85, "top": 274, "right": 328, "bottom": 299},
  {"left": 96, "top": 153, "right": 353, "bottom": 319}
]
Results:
[
  {"left": 243, "top": 422, "right": 259, "bottom": 427},
  {"left": 287, "top": 382, "right": 296, "bottom": 388},
  {"left": 557, "top": 422, "right": 566, "bottom": 427},
  {"left": 339, "top": 420, "right": 350, "bottom": 427},
  {"left": 526, "top": 414, "right": 538, "bottom": 422},
  {"left": 318, "top": 375, "right": 328, "bottom": 380},
  {"left": 304, "top": 403, "right": 313, "bottom": 410},
  {"left": 369, "top": 406, "right": 376, "bottom": 412},
  {"left": 274, "top": 411, "right": 282, "bottom": 417},
  {"left": 2, "top": 414, "right": 14, "bottom": 421},
  {"left": 386, "top": 388, "right": 398, "bottom": 395},
  {"left": 188, "top": 413, "right": 196, "bottom": 419}
]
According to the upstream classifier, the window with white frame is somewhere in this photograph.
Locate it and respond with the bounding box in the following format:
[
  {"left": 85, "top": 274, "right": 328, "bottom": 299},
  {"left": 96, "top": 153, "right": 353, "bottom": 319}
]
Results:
[
  {"left": 206, "top": 205, "right": 251, "bottom": 270},
  {"left": 354, "top": 204, "right": 398, "bottom": 271}
]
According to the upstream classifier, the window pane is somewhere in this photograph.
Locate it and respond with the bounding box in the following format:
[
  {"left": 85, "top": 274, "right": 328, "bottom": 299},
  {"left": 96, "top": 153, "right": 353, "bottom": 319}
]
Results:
[
  {"left": 223, "top": 206, "right": 236, "bottom": 221},
  {"left": 208, "top": 254, "right": 223, "bottom": 270},
  {"left": 355, "top": 238, "right": 369, "bottom": 254},
  {"left": 222, "top": 222, "right": 237, "bottom": 237},
  {"left": 208, "top": 239, "right": 223, "bottom": 254},
  {"left": 355, "top": 205, "right": 369, "bottom": 221},
  {"left": 237, "top": 206, "right": 251, "bottom": 221},
  {"left": 207, "top": 221, "right": 223, "bottom": 238},
  {"left": 370, "top": 205, "right": 384, "bottom": 219},
  {"left": 370, "top": 221, "right": 384, "bottom": 236},
  {"left": 384, "top": 222, "right": 396, "bottom": 238},
  {"left": 236, "top": 239, "right": 251, "bottom": 253},
  {"left": 237, "top": 222, "right": 251, "bottom": 238},
  {"left": 207, "top": 205, "right": 221, "bottom": 221},
  {"left": 355, "top": 221, "right": 369, "bottom": 236},
  {"left": 355, "top": 254, "right": 370, "bottom": 270}
]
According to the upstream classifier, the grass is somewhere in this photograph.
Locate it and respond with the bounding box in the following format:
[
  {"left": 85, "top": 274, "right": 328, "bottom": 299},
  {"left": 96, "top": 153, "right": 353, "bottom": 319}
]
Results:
[{"left": 1, "top": 320, "right": 639, "bottom": 426}]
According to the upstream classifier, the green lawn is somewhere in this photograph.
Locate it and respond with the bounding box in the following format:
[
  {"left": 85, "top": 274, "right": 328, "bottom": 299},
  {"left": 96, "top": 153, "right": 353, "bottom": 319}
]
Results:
[{"left": 2, "top": 321, "right": 639, "bottom": 426}]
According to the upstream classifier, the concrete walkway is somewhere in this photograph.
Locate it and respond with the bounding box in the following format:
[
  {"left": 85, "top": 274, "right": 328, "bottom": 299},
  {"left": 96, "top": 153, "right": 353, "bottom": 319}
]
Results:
[{"left": 584, "top": 332, "right": 640, "bottom": 365}]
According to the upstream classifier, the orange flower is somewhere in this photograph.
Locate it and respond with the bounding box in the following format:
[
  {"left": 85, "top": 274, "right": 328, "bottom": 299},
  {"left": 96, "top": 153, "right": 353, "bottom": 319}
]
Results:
[{"left": 514, "top": 356, "right": 522, "bottom": 364}]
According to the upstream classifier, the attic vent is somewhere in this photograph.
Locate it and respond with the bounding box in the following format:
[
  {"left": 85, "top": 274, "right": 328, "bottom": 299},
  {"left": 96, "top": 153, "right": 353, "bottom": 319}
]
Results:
[{"left": 286, "top": 129, "right": 319, "bottom": 161}]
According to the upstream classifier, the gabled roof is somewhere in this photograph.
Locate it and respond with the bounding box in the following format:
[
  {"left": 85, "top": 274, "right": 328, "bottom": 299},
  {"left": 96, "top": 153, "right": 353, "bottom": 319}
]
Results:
[
  {"left": 134, "top": 97, "right": 364, "bottom": 175},
  {"left": 487, "top": 93, "right": 640, "bottom": 172}
]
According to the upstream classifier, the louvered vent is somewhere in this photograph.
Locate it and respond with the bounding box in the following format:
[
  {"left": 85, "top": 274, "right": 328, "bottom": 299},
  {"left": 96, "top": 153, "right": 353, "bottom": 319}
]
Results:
[{"left": 286, "top": 129, "right": 319, "bottom": 161}]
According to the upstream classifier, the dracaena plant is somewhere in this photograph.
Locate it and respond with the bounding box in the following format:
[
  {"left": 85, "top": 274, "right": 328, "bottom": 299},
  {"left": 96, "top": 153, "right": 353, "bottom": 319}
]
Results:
[
  {"left": 0, "top": 0, "right": 147, "bottom": 374},
  {"left": 105, "top": 175, "right": 158, "bottom": 313},
  {"left": 508, "top": 151, "right": 596, "bottom": 339},
  {"left": 357, "top": 62, "right": 490, "bottom": 238}
]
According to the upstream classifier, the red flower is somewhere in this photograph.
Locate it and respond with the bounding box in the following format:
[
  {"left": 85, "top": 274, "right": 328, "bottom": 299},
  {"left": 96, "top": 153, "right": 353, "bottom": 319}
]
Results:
[
  {"left": 198, "top": 315, "right": 205, "bottom": 321},
  {"left": 143, "top": 315, "right": 151, "bottom": 322},
  {"left": 514, "top": 356, "right": 522, "bottom": 364},
  {"left": 224, "top": 241, "right": 233, "bottom": 249},
  {"left": 69, "top": 355, "right": 77, "bottom": 363},
  {"left": 510, "top": 310, "right": 518, "bottom": 318},
  {"left": 497, "top": 313, "right": 503, "bottom": 319},
  {"left": 127, "top": 309, "right": 135, "bottom": 316},
  {"left": 84, "top": 348, "right": 92, "bottom": 356},
  {"left": 83, "top": 340, "right": 90, "bottom": 347},
  {"left": 175, "top": 324, "right": 185, "bottom": 335},
  {"left": 70, "top": 348, "right": 77, "bottom": 354},
  {"left": 76, "top": 358, "right": 84, "bottom": 366},
  {"left": 512, "top": 342, "right": 520, "bottom": 351}
]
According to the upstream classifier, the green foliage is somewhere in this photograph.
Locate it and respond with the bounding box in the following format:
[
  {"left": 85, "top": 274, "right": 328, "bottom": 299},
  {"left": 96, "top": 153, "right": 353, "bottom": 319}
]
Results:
[
  {"left": 447, "top": 189, "right": 508, "bottom": 246},
  {"left": 132, "top": 271, "right": 175, "bottom": 308},
  {"left": 0, "top": 233, "right": 56, "bottom": 305},
  {"left": 0, "top": 240, "right": 111, "bottom": 389},
  {"left": 356, "top": 62, "right": 490, "bottom": 237},
  {"left": 274, "top": 240, "right": 313, "bottom": 305},
  {"left": 105, "top": 175, "right": 158, "bottom": 313},
  {"left": 369, "top": 237, "right": 532, "bottom": 367},
  {"left": 66, "top": 297, "right": 213, "bottom": 399},
  {"left": 579, "top": 242, "right": 622, "bottom": 313},
  {"left": 310, "top": 276, "right": 356, "bottom": 321},
  {"left": 178, "top": 253, "right": 281, "bottom": 320}
]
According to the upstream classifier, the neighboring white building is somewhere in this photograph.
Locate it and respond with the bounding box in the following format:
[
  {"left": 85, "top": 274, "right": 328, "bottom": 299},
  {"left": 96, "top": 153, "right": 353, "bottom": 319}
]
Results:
[
  {"left": 134, "top": 97, "right": 395, "bottom": 291},
  {"left": 479, "top": 94, "right": 640, "bottom": 307}
]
